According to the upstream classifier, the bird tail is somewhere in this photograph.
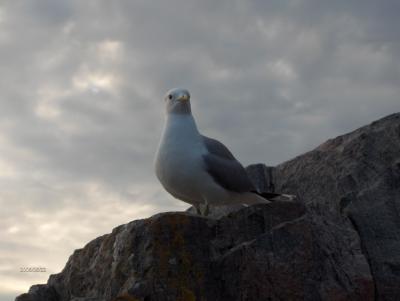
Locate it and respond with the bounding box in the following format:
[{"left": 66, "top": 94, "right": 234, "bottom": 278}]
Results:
[
  {"left": 233, "top": 191, "right": 296, "bottom": 206},
  {"left": 238, "top": 192, "right": 271, "bottom": 205},
  {"left": 251, "top": 191, "right": 296, "bottom": 202}
]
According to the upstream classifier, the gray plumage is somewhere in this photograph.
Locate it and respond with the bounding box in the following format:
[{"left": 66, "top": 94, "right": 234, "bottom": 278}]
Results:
[{"left": 202, "top": 136, "right": 256, "bottom": 193}]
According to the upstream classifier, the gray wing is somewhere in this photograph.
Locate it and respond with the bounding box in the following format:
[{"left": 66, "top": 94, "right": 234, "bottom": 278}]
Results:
[
  {"left": 202, "top": 135, "right": 256, "bottom": 193},
  {"left": 202, "top": 136, "right": 235, "bottom": 160}
]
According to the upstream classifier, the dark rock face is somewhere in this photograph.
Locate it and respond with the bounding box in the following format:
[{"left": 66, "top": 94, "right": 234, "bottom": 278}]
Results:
[
  {"left": 16, "top": 113, "right": 400, "bottom": 301},
  {"left": 248, "top": 113, "right": 400, "bottom": 300},
  {"left": 15, "top": 203, "right": 374, "bottom": 301},
  {"left": 281, "top": 113, "right": 400, "bottom": 300},
  {"left": 15, "top": 285, "right": 58, "bottom": 301}
]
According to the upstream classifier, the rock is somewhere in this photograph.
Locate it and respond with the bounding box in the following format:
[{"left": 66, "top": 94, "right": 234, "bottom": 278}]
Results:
[
  {"left": 16, "top": 112, "right": 400, "bottom": 301},
  {"left": 15, "top": 203, "right": 374, "bottom": 301},
  {"left": 246, "top": 113, "right": 400, "bottom": 300},
  {"left": 246, "top": 164, "right": 276, "bottom": 193},
  {"left": 273, "top": 113, "right": 400, "bottom": 300},
  {"left": 15, "top": 284, "right": 58, "bottom": 301}
]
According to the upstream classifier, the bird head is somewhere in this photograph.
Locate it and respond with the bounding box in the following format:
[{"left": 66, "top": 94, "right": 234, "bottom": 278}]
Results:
[{"left": 164, "top": 88, "right": 191, "bottom": 114}]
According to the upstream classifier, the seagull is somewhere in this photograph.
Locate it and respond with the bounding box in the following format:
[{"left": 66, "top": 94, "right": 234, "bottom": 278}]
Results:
[{"left": 155, "top": 88, "right": 287, "bottom": 215}]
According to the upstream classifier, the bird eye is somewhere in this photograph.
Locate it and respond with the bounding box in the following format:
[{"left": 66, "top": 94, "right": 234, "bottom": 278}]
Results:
[{"left": 168, "top": 94, "right": 172, "bottom": 100}]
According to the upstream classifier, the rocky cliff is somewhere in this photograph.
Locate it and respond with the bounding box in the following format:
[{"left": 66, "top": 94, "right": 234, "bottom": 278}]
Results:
[{"left": 16, "top": 113, "right": 400, "bottom": 301}]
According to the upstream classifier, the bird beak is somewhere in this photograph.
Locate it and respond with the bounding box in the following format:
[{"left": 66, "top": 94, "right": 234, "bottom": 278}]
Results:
[{"left": 179, "top": 93, "right": 189, "bottom": 102}]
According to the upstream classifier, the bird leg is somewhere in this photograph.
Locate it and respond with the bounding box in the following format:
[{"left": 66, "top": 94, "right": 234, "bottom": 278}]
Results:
[
  {"left": 203, "top": 203, "right": 210, "bottom": 216},
  {"left": 199, "top": 199, "right": 210, "bottom": 216},
  {"left": 195, "top": 205, "right": 202, "bottom": 215},
  {"left": 195, "top": 200, "right": 210, "bottom": 216}
]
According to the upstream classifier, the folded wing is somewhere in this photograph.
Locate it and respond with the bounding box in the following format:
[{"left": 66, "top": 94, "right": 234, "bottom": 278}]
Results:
[{"left": 202, "top": 136, "right": 256, "bottom": 193}]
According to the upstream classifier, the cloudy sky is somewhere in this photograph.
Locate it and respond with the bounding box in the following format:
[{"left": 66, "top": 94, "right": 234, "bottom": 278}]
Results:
[{"left": 1, "top": 0, "right": 399, "bottom": 299}]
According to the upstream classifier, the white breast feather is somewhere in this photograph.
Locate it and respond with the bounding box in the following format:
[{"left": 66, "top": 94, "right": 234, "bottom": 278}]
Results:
[{"left": 155, "top": 115, "right": 208, "bottom": 204}]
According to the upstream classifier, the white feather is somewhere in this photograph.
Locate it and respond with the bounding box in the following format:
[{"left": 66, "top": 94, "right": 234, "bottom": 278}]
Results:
[{"left": 155, "top": 114, "right": 208, "bottom": 204}]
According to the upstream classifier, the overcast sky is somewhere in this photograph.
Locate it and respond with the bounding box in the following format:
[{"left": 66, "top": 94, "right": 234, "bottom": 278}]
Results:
[{"left": 1, "top": 0, "right": 400, "bottom": 299}]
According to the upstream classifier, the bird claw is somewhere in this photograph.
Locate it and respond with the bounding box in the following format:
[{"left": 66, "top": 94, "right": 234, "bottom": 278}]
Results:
[{"left": 195, "top": 203, "right": 210, "bottom": 216}]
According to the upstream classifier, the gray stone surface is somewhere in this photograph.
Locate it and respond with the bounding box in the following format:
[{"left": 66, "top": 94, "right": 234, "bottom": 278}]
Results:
[
  {"left": 16, "top": 113, "right": 400, "bottom": 301},
  {"left": 15, "top": 204, "right": 374, "bottom": 301},
  {"left": 273, "top": 113, "right": 400, "bottom": 301},
  {"left": 15, "top": 284, "right": 58, "bottom": 301}
]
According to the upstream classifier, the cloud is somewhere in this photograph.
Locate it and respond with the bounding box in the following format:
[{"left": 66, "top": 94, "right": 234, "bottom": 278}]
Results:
[{"left": 0, "top": 0, "right": 399, "bottom": 297}]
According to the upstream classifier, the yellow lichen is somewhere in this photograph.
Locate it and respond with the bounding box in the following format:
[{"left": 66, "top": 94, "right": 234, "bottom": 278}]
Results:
[
  {"left": 178, "top": 287, "right": 197, "bottom": 301},
  {"left": 149, "top": 214, "right": 205, "bottom": 299}
]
